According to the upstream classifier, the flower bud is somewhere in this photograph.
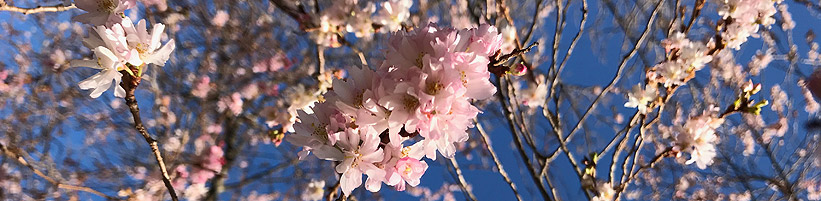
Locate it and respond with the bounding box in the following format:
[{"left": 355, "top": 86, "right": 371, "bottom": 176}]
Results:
[{"left": 508, "top": 63, "right": 527, "bottom": 76}]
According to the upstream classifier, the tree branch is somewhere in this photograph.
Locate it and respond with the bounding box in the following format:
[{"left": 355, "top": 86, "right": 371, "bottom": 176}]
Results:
[
  {"left": 122, "top": 74, "right": 179, "bottom": 201},
  {"left": 0, "top": 1, "right": 75, "bottom": 15},
  {"left": 0, "top": 142, "right": 118, "bottom": 199}
]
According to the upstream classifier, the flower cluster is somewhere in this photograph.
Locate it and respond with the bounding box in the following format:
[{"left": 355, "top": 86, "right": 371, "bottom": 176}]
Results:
[
  {"left": 626, "top": 32, "right": 713, "bottom": 113},
  {"left": 649, "top": 32, "right": 713, "bottom": 87},
  {"left": 671, "top": 112, "right": 724, "bottom": 169},
  {"left": 624, "top": 84, "right": 658, "bottom": 114},
  {"left": 289, "top": 23, "right": 501, "bottom": 196},
  {"left": 312, "top": 0, "right": 412, "bottom": 47},
  {"left": 70, "top": 16, "right": 175, "bottom": 98},
  {"left": 167, "top": 139, "right": 225, "bottom": 200},
  {"left": 716, "top": 0, "right": 782, "bottom": 50}
]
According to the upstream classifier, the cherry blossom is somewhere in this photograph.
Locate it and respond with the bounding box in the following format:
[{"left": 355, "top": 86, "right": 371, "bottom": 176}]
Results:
[
  {"left": 374, "top": 0, "right": 413, "bottom": 32},
  {"left": 517, "top": 75, "right": 548, "bottom": 109},
  {"left": 291, "top": 23, "right": 500, "bottom": 195},
  {"left": 302, "top": 180, "right": 326, "bottom": 201},
  {"left": 672, "top": 114, "right": 724, "bottom": 169},
  {"left": 333, "top": 127, "right": 385, "bottom": 195},
  {"left": 73, "top": 0, "right": 137, "bottom": 26},
  {"left": 71, "top": 16, "right": 175, "bottom": 98},
  {"left": 121, "top": 18, "right": 176, "bottom": 67},
  {"left": 716, "top": 0, "right": 781, "bottom": 50},
  {"left": 212, "top": 10, "right": 230, "bottom": 27},
  {"left": 71, "top": 46, "right": 128, "bottom": 98},
  {"left": 624, "top": 84, "right": 658, "bottom": 114}
]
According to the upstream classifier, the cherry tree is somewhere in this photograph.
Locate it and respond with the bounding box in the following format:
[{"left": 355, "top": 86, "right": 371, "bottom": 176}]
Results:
[{"left": 1, "top": 0, "right": 820, "bottom": 200}]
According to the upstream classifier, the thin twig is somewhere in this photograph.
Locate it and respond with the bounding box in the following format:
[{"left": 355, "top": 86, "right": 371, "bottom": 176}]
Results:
[
  {"left": 449, "top": 157, "right": 478, "bottom": 201},
  {"left": 474, "top": 120, "right": 523, "bottom": 201},
  {"left": 564, "top": 0, "right": 665, "bottom": 144},
  {"left": 0, "top": 143, "right": 119, "bottom": 200},
  {"left": 0, "top": 1, "right": 75, "bottom": 15},
  {"left": 546, "top": 0, "right": 588, "bottom": 110},
  {"left": 614, "top": 147, "right": 672, "bottom": 201},
  {"left": 123, "top": 83, "right": 179, "bottom": 201},
  {"left": 494, "top": 76, "right": 552, "bottom": 201},
  {"left": 337, "top": 35, "right": 369, "bottom": 67}
]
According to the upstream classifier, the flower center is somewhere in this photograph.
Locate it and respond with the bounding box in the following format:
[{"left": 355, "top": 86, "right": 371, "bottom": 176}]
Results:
[
  {"left": 424, "top": 80, "right": 443, "bottom": 95},
  {"left": 97, "top": 0, "right": 118, "bottom": 13},
  {"left": 403, "top": 165, "right": 413, "bottom": 175},
  {"left": 402, "top": 94, "right": 419, "bottom": 111},
  {"left": 310, "top": 122, "right": 329, "bottom": 142},
  {"left": 415, "top": 52, "right": 425, "bottom": 68}
]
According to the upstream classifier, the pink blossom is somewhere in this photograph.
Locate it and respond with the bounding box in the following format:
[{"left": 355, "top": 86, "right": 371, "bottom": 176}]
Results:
[
  {"left": 0, "top": 70, "right": 10, "bottom": 93},
  {"left": 192, "top": 77, "right": 211, "bottom": 98},
  {"left": 717, "top": 0, "right": 780, "bottom": 50},
  {"left": 673, "top": 114, "right": 724, "bottom": 169},
  {"left": 212, "top": 10, "right": 230, "bottom": 27},
  {"left": 190, "top": 146, "right": 224, "bottom": 184},
  {"left": 139, "top": 0, "right": 168, "bottom": 11},
  {"left": 172, "top": 166, "right": 189, "bottom": 190},
  {"left": 334, "top": 127, "right": 385, "bottom": 195},
  {"left": 624, "top": 84, "right": 658, "bottom": 114},
  {"left": 217, "top": 92, "right": 243, "bottom": 116},
  {"left": 290, "top": 23, "right": 502, "bottom": 195},
  {"left": 374, "top": 0, "right": 412, "bottom": 32},
  {"left": 253, "top": 53, "right": 292, "bottom": 73},
  {"left": 120, "top": 17, "right": 176, "bottom": 67}
]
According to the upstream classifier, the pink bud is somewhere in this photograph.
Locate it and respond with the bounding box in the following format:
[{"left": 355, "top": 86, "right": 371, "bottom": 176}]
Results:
[{"left": 508, "top": 63, "right": 527, "bottom": 76}]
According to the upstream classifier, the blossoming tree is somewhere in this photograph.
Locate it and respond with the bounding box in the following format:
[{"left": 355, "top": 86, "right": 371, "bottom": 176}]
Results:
[{"left": 1, "top": 0, "right": 821, "bottom": 200}]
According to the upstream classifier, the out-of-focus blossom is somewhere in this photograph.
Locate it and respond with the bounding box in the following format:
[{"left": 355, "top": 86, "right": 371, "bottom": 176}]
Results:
[
  {"left": 716, "top": 0, "right": 781, "bottom": 50},
  {"left": 748, "top": 49, "right": 774, "bottom": 76},
  {"left": 183, "top": 183, "right": 208, "bottom": 200},
  {"left": 374, "top": 0, "right": 412, "bottom": 32},
  {"left": 253, "top": 52, "right": 292, "bottom": 73},
  {"left": 302, "top": 180, "right": 325, "bottom": 201},
  {"left": 518, "top": 75, "right": 548, "bottom": 109},
  {"left": 73, "top": 0, "right": 137, "bottom": 26},
  {"left": 212, "top": 10, "right": 230, "bottom": 27},
  {"left": 190, "top": 145, "right": 224, "bottom": 184},
  {"left": 217, "top": 92, "right": 243, "bottom": 116},
  {"left": 139, "top": 0, "right": 168, "bottom": 11},
  {"left": 499, "top": 25, "right": 517, "bottom": 54},
  {"left": 192, "top": 77, "right": 211, "bottom": 98},
  {"left": 591, "top": 181, "right": 615, "bottom": 201}
]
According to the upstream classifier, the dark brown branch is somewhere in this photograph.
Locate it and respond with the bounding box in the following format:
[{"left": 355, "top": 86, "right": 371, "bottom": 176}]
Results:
[{"left": 121, "top": 73, "right": 179, "bottom": 201}]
